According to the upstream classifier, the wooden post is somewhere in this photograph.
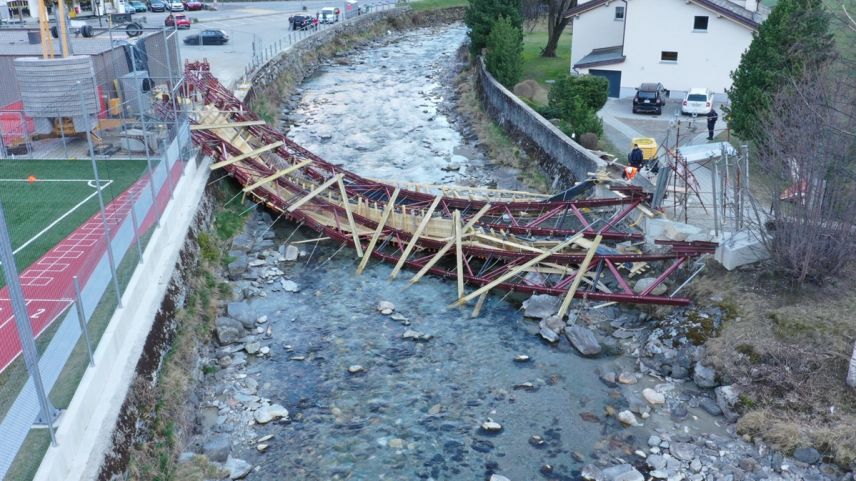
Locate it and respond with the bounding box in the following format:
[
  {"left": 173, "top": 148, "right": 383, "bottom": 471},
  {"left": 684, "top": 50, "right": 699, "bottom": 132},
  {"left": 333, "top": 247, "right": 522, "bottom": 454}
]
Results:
[
  {"left": 408, "top": 203, "right": 492, "bottom": 285},
  {"left": 337, "top": 176, "right": 364, "bottom": 258},
  {"left": 454, "top": 210, "right": 464, "bottom": 299},
  {"left": 471, "top": 292, "right": 487, "bottom": 318},
  {"left": 286, "top": 174, "right": 343, "bottom": 213},
  {"left": 242, "top": 159, "right": 312, "bottom": 192},
  {"left": 209, "top": 141, "right": 284, "bottom": 170},
  {"left": 356, "top": 187, "right": 400, "bottom": 274},
  {"left": 556, "top": 234, "right": 602, "bottom": 319},
  {"left": 450, "top": 233, "right": 583, "bottom": 307},
  {"left": 389, "top": 195, "right": 442, "bottom": 279}
]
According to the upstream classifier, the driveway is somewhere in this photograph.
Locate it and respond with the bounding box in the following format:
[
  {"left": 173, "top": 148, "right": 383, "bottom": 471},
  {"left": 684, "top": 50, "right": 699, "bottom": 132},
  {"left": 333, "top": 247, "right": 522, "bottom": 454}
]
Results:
[{"left": 599, "top": 96, "right": 730, "bottom": 157}]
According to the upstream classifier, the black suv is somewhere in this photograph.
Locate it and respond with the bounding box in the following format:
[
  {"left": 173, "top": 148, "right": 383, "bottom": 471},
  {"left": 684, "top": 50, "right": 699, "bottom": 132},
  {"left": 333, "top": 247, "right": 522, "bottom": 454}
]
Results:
[
  {"left": 632, "top": 82, "right": 669, "bottom": 115},
  {"left": 289, "top": 15, "right": 315, "bottom": 30}
]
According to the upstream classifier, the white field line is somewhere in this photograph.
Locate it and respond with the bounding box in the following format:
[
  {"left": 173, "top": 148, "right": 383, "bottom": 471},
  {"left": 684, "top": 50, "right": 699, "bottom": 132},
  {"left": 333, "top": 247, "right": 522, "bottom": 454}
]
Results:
[
  {"left": 0, "top": 179, "right": 101, "bottom": 182},
  {"left": 7, "top": 180, "right": 114, "bottom": 257}
]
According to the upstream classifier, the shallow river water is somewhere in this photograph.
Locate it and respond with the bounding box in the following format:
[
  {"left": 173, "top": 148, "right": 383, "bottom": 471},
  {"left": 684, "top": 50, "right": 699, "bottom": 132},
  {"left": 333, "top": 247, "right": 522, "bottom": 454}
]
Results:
[{"left": 222, "top": 24, "right": 650, "bottom": 481}]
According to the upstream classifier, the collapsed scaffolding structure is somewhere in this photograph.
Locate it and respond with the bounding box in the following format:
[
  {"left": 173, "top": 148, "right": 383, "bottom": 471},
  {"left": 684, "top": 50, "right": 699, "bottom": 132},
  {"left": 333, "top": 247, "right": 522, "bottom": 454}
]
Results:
[{"left": 181, "top": 61, "right": 717, "bottom": 308}]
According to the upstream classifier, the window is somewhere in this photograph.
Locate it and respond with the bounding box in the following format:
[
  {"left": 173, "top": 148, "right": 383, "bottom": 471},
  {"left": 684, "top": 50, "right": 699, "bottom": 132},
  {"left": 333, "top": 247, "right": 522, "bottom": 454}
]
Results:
[
  {"left": 614, "top": 6, "right": 625, "bottom": 20},
  {"left": 693, "top": 15, "right": 709, "bottom": 31},
  {"left": 661, "top": 51, "right": 678, "bottom": 62}
]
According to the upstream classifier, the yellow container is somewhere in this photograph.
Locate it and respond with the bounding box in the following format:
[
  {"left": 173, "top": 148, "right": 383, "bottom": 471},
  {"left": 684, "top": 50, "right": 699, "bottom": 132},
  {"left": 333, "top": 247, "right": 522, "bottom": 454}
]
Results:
[
  {"left": 631, "top": 137, "right": 658, "bottom": 161},
  {"left": 108, "top": 98, "right": 122, "bottom": 116}
]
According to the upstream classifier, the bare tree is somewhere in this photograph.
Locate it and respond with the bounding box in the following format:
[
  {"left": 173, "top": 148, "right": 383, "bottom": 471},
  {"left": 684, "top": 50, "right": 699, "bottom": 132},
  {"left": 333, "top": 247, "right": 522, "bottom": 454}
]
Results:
[
  {"left": 542, "top": 0, "right": 576, "bottom": 57},
  {"left": 522, "top": 0, "right": 544, "bottom": 32},
  {"left": 753, "top": 62, "right": 856, "bottom": 284}
]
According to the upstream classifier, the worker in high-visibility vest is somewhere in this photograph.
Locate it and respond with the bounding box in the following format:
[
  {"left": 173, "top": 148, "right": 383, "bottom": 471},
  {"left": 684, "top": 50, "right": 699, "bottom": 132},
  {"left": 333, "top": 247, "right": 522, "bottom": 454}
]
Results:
[{"left": 624, "top": 166, "right": 638, "bottom": 181}]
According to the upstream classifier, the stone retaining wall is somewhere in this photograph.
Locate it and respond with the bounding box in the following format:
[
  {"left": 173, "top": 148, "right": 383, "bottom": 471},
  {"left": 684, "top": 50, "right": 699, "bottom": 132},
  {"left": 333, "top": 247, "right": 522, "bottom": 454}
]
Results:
[
  {"left": 475, "top": 57, "right": 606, "bottom": 184},
  {"left": 245, "top": 7, "right": 466, "bottom": 110}
]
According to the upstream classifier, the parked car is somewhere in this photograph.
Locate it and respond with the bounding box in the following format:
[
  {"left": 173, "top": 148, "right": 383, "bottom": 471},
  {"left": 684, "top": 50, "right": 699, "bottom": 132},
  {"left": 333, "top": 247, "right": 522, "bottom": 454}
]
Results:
[
  {"left": 165, "top": 13, "right": 191, "bottom": 28},
  {"left": 632, "top": 82, "right": 668, "bottom": 115},
  {"left": 183, "top": 0, "right": 203, "bottom": 10},
  {"left": 165, "top": 0, "right": 184, "bottom": 11},
  {"left": 183, "top": 29, "right": 228, "bottom": 45},
  {"left": 681, "top": 87, "right": 714, "bottom": 116},
  {"left": 129, "top": 1, "right": 147, "bottom": 12},
  {"left": 289, "top": 14, "right": 315, "bottom": 30},
  {"left": 319, "top": 6, "right": 338, "bottom": 23},
  {"left": 147, "top": 0, "right": 166, "bottom": 11}
]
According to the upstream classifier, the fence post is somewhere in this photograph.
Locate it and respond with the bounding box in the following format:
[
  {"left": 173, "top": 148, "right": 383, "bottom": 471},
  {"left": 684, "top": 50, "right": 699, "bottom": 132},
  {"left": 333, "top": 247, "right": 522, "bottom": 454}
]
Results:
[
  {"left": 72, "top": 276, "right": 95, "bottom": 367},
  {"left": 0, "top": 199, "right": 58, "bottom": 445}
]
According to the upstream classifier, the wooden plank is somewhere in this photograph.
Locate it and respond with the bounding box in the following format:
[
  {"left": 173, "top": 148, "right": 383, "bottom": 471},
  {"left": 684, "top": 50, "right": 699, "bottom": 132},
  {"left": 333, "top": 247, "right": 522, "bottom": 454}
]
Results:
[
  {"left": 209, "top": 141, "right": 284, "bottom": 170},
  {"left": 450, "top": 233, "right": 584, "bottom": 307},
  {"left": 557, "top": 234, "right": 602, "bottom": 319},
  {"left": 454, "top": 210, "right": 464, "bottom": 298},
  {"left": 390, "top": 195, "right": 442, "bottom": 279},
  {"left": 337, "top": 176, "right": 364, "bottom": 258},
  {"left": 191, "top": 120, "right": 266, "bottom": 131},
  {"left": 286, "top": 174, "right": 343, "bottom": 213},
  {"left": 408, "top": 203, "right": 493, "bottom": 285},
  {"left": 356, "top": 187, "right": 400, "bottom": 275},
  {"left": 242, "top": 159, "right": 312, "bottom": 193},
  {"left": 471, "top": 292, "right": 487, "bottom": 318}
]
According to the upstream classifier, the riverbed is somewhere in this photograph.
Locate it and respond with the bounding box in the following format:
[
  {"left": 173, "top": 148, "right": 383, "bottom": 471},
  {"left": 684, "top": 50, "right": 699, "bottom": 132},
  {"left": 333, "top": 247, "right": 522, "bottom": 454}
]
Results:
[{"left": 194, "top": 21, "right": 844, "bottom": 481}]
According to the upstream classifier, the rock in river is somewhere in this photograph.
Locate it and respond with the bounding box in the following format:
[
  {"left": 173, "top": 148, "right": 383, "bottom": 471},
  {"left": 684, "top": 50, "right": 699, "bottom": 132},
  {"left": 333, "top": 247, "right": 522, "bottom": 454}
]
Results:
[
  {"left": 215, "top": 317, "right": 244, "bottom": 345},
  {"left": 602, "top": 464, "right": 644, "bottom": 481},
  {"left": 566, "top": 325, "right": 602, "bottom": 356},
  {"left": 254, "top": 403, "right": 289, "bottom": 424},
  {"left": 202, "top": 433, "right": 231, "bottom": 463},
  {"left": 522, "top": 294, "right": 561, "bottom": 319},
  {"left": 480, "top": 419, "right": 503, "bottom": 433},
  {"left": 642, "top": 388, "right": 665, "bottom": 405},
  {"left": 402, "top": 329, "right": 432, "bottom": 341},
  {"left": 693, "top": 361, "right": 718, "bottom": 388},
  {"left": 617, "top": 410, "right": 638, "bottom": 426},
  {"left": 224, "top": 457, "right": 252, "bottom": 479}
]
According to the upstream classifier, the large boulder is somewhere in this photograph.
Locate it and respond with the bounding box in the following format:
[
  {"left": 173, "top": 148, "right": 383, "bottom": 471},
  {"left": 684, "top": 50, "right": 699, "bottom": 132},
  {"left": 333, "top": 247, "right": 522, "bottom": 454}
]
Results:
[
  {"left": 792, "top": 446, "right": 821, "bottom": 465},
  {"left": 224, "top": 457, "right": 252, "bottom": 479},
  {"left": 226, "top": 252, "right": 249, "bottom": 280},
  {"left": 693, "top": 361, "right": 718, "bottom": 388},
  {"left": 602, "top": 464, "right": 644, "bottom": 481},
  {"left": 715, "top": 385, "right": 741, "bottom": 422},
  {"left": 215, "top": 317, "right": 244, "bottom": 345},
  {"left": 226, "top": 301, "right": 256, "bottom": 329},
  {"left": 633, "top": 278, "right": 668, "bottom": 296},
  {"left": 522, "top": 295, "right": 561, "bottom": 319},
  {"left": 566, "top": 325, "right": 602, "bottom": 357},
  {"left": 202, "top": 434, "right": 231, "bottom": 463}
]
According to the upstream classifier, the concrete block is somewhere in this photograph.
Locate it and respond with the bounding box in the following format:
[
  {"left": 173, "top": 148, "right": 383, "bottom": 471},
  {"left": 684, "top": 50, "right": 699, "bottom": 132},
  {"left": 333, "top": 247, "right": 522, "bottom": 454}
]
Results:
[
  {"left": 644, "top": 218, "right": 713, "bottom": 244},
  {"left": 714, "top": 230, "right": 768, "bottom": 270}
]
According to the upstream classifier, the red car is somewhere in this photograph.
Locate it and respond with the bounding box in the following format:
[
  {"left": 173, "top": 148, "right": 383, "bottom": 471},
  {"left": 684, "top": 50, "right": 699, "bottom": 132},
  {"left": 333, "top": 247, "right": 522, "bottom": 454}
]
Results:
[
  {"left": 183, "top": 0, "right": 203, "bottom": 10},
  {"left": 165, "top": 13, "right": 191, "bottom": 28}
]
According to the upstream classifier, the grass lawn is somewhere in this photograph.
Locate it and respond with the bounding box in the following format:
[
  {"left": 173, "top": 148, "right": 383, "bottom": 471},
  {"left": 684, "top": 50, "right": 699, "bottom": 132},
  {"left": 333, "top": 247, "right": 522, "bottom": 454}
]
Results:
[
  {"left": 0, "top": 159, "right": 149, "bottom": 272},
  {"left": 520, "top": 22, "right": 572, "bottom": 105},
  {"left": 407, "top": 0, "right": 467, "bottom": 11}
]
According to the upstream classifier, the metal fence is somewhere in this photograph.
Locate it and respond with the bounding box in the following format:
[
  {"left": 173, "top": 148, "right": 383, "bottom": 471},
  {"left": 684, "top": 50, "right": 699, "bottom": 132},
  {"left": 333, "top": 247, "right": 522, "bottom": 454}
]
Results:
[
  {"left": 238, "top": 1, "right": 399, "bottom": 85},
  {"left": 0, "top": 25, "right": 194, "bottom": 479}
]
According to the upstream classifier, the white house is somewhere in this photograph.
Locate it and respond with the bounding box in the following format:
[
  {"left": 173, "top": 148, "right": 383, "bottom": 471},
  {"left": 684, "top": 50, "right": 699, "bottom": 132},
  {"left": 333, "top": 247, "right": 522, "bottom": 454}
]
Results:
[{"left": 566, "top": 0, "right": 769, "bottom": 99}]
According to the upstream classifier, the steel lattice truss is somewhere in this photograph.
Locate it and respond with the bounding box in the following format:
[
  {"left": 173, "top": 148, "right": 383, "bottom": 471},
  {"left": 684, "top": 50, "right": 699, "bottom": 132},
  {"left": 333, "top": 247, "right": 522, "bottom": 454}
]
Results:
[{"left": 179, "top": 61, "right": 717, "bottom": 307}]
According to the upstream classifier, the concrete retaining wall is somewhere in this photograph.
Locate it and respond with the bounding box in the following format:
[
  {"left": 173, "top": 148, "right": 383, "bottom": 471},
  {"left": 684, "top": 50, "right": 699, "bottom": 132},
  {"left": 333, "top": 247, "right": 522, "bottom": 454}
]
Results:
[
  {"left": 32, "top": 155, "right": 213, "bottom": 481},
  {"left": 476, "top": 57, "right": 606, "bottom": 184}
]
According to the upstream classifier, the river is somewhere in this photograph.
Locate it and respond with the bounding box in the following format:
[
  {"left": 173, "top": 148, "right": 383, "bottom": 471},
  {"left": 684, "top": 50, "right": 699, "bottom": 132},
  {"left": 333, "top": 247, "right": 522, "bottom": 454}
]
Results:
[{"left": 207, "top": 23, "right": 670, "bottom": 481}]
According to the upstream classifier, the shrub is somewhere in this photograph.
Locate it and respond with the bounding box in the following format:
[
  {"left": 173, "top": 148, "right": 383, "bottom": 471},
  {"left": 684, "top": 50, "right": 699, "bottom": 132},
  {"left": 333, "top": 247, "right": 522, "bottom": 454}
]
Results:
[
  {"left": 547, "top": 74, "right": 607, "bottom": 138},
  {"left": 485, "top": 16, "right": 523, "bottom": 88},
  {"left": 579, "top": 132, "right": 598, "bottom": 150}
]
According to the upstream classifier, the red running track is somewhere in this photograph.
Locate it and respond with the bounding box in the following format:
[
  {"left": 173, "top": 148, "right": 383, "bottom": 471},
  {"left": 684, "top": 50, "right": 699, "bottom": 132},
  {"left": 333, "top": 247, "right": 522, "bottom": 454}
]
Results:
[{"left": 0, "top": 161, "right": 184, "bottom": 374}]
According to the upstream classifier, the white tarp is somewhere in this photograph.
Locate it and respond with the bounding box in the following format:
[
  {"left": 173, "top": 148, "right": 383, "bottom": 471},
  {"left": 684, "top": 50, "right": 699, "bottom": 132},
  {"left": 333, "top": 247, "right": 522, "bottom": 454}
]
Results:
[{"left": 675, "top": 141, "right": 737, "bottom": 164}]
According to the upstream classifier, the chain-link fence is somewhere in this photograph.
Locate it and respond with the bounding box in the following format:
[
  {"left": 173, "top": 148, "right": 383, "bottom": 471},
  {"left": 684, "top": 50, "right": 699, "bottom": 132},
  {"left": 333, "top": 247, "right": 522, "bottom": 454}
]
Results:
[{"left": 0, "top": 25, "right": 195, "bottom": 480}]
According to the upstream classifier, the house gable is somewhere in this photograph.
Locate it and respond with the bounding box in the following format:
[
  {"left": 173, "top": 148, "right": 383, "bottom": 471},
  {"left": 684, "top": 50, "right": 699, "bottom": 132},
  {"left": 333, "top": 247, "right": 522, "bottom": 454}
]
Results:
[{"left": 565, "top": 0, "right": 766, "bottom": 31}]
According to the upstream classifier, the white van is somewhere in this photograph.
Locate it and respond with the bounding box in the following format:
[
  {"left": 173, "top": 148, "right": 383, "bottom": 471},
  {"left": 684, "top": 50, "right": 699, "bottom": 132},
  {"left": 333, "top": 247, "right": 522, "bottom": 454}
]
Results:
[{"left": 320, "top": 7, "right": 338, "bottom": 23}]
